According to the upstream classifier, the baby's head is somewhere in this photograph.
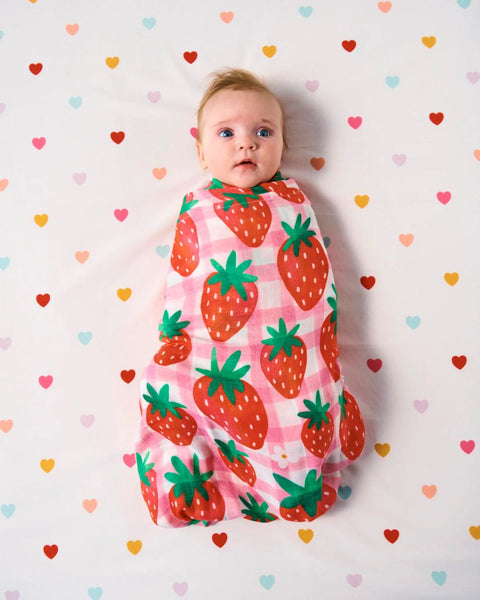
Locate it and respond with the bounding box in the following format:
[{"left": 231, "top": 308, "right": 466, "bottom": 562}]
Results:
[{"left": 196, "top": 68, "right": 286, "bottom": 188}]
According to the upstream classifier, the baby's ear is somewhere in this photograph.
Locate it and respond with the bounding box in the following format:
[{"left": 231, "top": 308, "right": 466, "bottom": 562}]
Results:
[{"left": 196, "top": 141, "right": 208, "bottom": 169}]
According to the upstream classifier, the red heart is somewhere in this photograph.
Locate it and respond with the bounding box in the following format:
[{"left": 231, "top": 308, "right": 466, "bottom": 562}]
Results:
[
  {"left": 29, "top": 63, "right": 43, "bottom": 75},
  {"left": 123, "top": 453, "right": 136, "bottom": 468},
  {"left": 360, "top": 276, "right": 375, "bottom": 290},
  {"left": 342, "top": 40, "right": 356, "bottom": 52},
  {"left": 110, "top": 131, "right": 125, "bottom": 144},
  {"left": 183, "top": 51, "right": 198, "bottom": 64},
  {"left": 310, "top": 157, "right": 325, "bottom": 170},
  {"left": 212, "top": 532, "right": 228, "bottom": 548},
  {"left": 120, "top": 369, "right": 136, "bottom": 383},
  {"left": 384, "top": 529, "right": 399, "bottom": 544},
  {"left": 36, "top": 293, "right": 51, "bottom": 307},
  {"left": 452, "top": 355, "right": 467, "bottom": 370},
  {"left": 367, "top": 358, "right": 382, "bottom": 373},
  {"left": 429, "top": 112, "right": 444, "bottom": 125},
  {"left": 43, "top": 544, "right": 58, "bottom": 559}
]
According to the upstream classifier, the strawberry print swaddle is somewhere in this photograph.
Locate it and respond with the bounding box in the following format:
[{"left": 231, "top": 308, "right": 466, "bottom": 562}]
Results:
[{"left": 136, "top": 174, "right": 365, "bottom": 526}]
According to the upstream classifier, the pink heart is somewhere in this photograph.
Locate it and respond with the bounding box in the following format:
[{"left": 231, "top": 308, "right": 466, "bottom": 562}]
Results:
[
  {"left": 466, "top": 71, "right": 479, "bottom": 84},
  {"left": 413, "top": 399, "right": 428, "bottom": 413},
  {"left": 39, "top": 375, "right": 53, "bottom": 389},
  {"left": 0, "top": 337, "right": 12, "bottom": 350},
  {"left": 348, "top": 116, "right": 362, "bottom": 129},
  {"left": 73, "top": 172, "right": 87, "bottom": 185},
  {"left": 392, "top": 154, "right": 407, "bottom": 166},
  {"left": 305, "top": 80, "right": 319, "bottom": 92},
  {"left": 5, "top": 592, "right": 20, "bottom": 600},
  {"left": 0, "top": 102, "right": 6, "bottom": 114},
  {"left": 32, "top": 137, "right": 46, "bottom": 150},
  {"left": 460, "top": 440, "right": 475, "bottom": 454},
  {"left": 346, "top": 574, "right": 363, "bottom": 587},
  {"left": 436, "top": 191, "right": 451, "bottom": 205},
  {"left": 114, "top": 208, "right": 128, "bottom": 222},
  {"left": 367, "top": 358, "right": 382, "bottom": 373},
  {"left": 173, "top": 582, "right": 188, "bottom": 596},
  {"left": 190, "top": 127, "right": 198, "bottom": 139},
  {"left": 147, "top": 91, "right": 161, "bottom": 103},
  {"left": 80, "top": 414, "right": 95, "bottom": 428},
  {"left": 123, "top": 453, "right": 136, "bottom": 468}
]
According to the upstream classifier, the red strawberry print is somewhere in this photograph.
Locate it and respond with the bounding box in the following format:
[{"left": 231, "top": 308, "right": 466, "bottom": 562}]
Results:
[
  {"left": 210, "top": 181, "right": 272, "bottom": 247},
  {"left": 143, "top": 382, "right": 197, "bottom": 446},
  {"left": 165, "top": 454, "right": 225, "bottom": 524},
  {"left": 239, "top": 493, "right": 278, "bottom": 522},
  {"left": 261, "top": 180, "right": 306, "bottom": 203},
  {"left": 171, "top": 193, "right": 199, "bottom": 276},
  {"left": 215, "top": 439, "right": 256, "bottom": 486},
  {"left": 320, "top": 285, "right": 341, "bottom": 382},
  {"left": 339, "top": 390, "right": 365, "bottom": 460},
  {"left": 194, "top": 348, "right": 268, "bottom": 449},
  {"left": 273, "top": 470, "right": 337, "bottom": 521},
  {"left": 298, "top": 391, "right": 334, "bottom": 458},
  {"left": 136, "top": 451, "right": 158, "bottom": 524},
  {"left": 277, "top": 214, "right": 329, "bottom": 310},
  {"left": 154, "top": 309, "right": 191, "bottom": 366},
  {"left": 201, "top": 250, "right": 258, "bottom": 341},
  {"left": 260, "top": 318, "right": 307, "bottom": 398}
]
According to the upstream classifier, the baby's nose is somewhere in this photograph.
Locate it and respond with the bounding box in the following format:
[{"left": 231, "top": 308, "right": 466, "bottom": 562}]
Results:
[{"left": 238, "top": 135, "right": 257, "bottom": 150}]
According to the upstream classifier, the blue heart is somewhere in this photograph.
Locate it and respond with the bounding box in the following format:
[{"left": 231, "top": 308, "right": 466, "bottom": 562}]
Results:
[
  {"left": 432, "top": 571, "right": 447, "bottom": 586},
  {"left": 1, "top": 504, "right": 15, "bottom": 518},
  {"left": 142, "top": 17, "right": 156, "bottom": 29},
  {"left": 0, "top": 257, "right": 10, "bottom": 270},
  {"left": 156, "top": 245, "right": 170, "bottom": 258},
  {"left": 457, "top": 0, "right": 471, "bottom": 8},
  {"left": 299, "top": 6, "right": 313, "bottom": 17},
  {"left": 406, "top": 316, "right": 421, "bottom": 330},
  {"left": 69, "top": 96, "right": 83, "bottom": 109},
  {"left": 386, "top": 76, "right": 400, "bottom": 88},
  {"left": 88, "top": 588, "right": 103, "bottom": 600},
  {"left": 78, "top": 331, "right": 93, "bottom": 345},
  {"left": 338, "top": 485, "right": 352, "bottom": 500},
  {"left": 259, "top": 575, "right": 275, "bottom": 590},
  {"left": 323, "top": 236, "right": 331, "bottom": 248}
]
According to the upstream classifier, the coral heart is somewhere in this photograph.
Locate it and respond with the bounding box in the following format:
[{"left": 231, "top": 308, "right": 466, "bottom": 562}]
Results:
[
  {"left": 429, "top": 112, "right": 444, "bottom": 125},
  {"left": 384, "top": 529, "right": 399, "bottom": 544},
  {"left": 0, "top": 178, "right": 9, "bottom": 191},
  {"left": 474, "top": 149, "right": 480, "bottom": 162},
  {"left": 367, "top": 358, "right": 382, "bottom": 372},
  {"left": 114, "top": 208, "right": 128, "bottom": 222},
  {"left": 262, "top": 45, "right": 277, "bottom": 58},
  {"left": 32, "top": 137, "right": 46, "bottom": 149},
  {"left": 0, "top": 419, "right": 14, "bottom": 433},
  {"left": 75, "top": 250, "right": 89, "bottom": 263},
  {"left": 65, "top": 24, "right": 79, "bottom": 35},
  {"left": 342, "top": 40, "right": 356, "bottom": 52},
  {"left": 360, "top": 276, "right": 375, "bottom": 289},
  {"left": 34, "top": 214, "right": 48, "bottom": 227},
  {"left": 310, "top": 157, "right": 325, "bottom": 170},
  {"left": 36, "top": 293, "right": 50, "bottom": 307},
  {"left": 422, "top": 36, "right": 436, "bottom": 48},
  {"left": 110, "top": 131, "right": 125, "bottom": 144},
  {"left": 127, "top": 540, "right": 142, "bottom": 554},
  {"left": 375, "top": 443, "right": 390, "bottom": 457},
  {"left": 117, "top": 288, "right": 132, "bottom": 301},
  {"left": 469, "top": 525, "right": 480, "bottom": 540},
  {"left": 123, "top": 453, "right": 136, "bottom": 468},
  {"left": 212, "top": 532, "right": 228, "bottom": 548},
  {"left": 452, "top": 355, "right": 467, "bottom": 369},
  {"left": 83, "top": 499, "right": 98, "bottom": 513},
  {"left": 105, "top": 56, "right": 119, "bottom": 69},
  {"left": 460, "top": 440, "right": 475, "bottom": 454},
  {"left": 29, "top": 63, "right": 43, "bottom": 75},
  {"left": 444, "top": 272, "right": 459, "bottom": 286},
  {"left": 354, "top": 195, "right": 369, "bottom": 208},
  {"left": 120, "top": 369, "right": 136, "bottom": 383},
  {"left": 422, "top": 485, "right": 437, "bottom": 499},
  {"left": 183, "top": 51, "right": 198, "bottom": 64},
  {"left": 399, "top": 233, "right": 414, "bottom": 247},
  {"left": 40, "top": 458, "right": 55, "bottom": 473},
  {"left": 220, "top": 11, "right": 234, "bottom": 23},
  {"left": 436, "top": 191, "right": 451, "bottom": 204},
  {"left": 298, "top": 528, "right": 314, "bottom": 543},
  {"left": 43, "top": 544, "right": 58, "bottom": 559},
  {"left": 377, "top": 1, "right": 392, "bottom": 12},
  {"left": 39, "top": 375, "right": 53, "bottom": 389},
  {"left": 152, "top": 167, "right": 167, "bottom": 180},
  {"left": 348, "top": 116, "right": 362, "bottom": 129}
]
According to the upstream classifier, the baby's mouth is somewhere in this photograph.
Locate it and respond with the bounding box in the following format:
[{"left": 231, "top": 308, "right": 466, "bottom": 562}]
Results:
[{"left": 236, "top": 159, "right": 256, "bottom": 167}]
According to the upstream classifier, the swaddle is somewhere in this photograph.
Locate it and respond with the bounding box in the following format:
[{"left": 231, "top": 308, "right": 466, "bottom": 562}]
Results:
[{"left": 135, "top": 174, "right": 365, "bottom": 526}]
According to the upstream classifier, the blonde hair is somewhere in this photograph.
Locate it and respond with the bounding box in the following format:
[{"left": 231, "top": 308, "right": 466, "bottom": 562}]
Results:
[{"left": 196, "top": 68, "right": 287, "bottom": 146}]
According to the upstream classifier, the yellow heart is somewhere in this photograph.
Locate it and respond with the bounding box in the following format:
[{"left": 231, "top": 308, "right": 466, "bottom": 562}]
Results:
[
  {"left": 469, "top": 525, "right": 480, "bottom": 540},
  {"left": 106, "top": 56, "right": 120, "bottom": 69},
  {"left": 399, "top": 233, "right": 414, "bottom": 247},
  {"left": 298, "top": 529, "right": 314, "bottom": 544},
  {"left": 127, "top": 540, "right": 142, "bottom": 554},
  {"left": 34, "top": 214, "right": 48, "bottom": 227},
  {"left": 422, "top": 36, "right": 436, "bottom": 48},
  {"left": 75, "top": 250, "right": 89, "bottom": 264},
  {"left": 354, "top": 194, "right": 369, "bottom": 208},
  {"left": 29, "top": 0, "right": 38, "bottom": 3},
  {"left": 375, "top": 443, "right": 390, "bottom": 457},
  {"left": 152, "top": 167, "right": 167, "bottom": 180},
  {"left": 40, "top": 458, "right": 55, "bottom": 473},
  {"left": 262, "top": 45, "right": 277, "bottom": 58},
  {"left": 0, "top": 179, "right": 8, "bottom": 192},
  {"left": 117, "top": 288, "right": 132, "bottom": 301},
  {"left": 444, "top": 272, "right": 459, "bottom": 286}
]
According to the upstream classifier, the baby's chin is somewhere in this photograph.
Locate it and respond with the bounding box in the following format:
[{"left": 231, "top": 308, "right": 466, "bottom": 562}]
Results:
[{"left": 214, "top": 167, "right": 279, "bottom": 188}]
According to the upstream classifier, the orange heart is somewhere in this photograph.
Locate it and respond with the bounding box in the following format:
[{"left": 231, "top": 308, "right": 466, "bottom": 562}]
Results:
[
  {"left": 106, "top": 56, "right": 120, "bottom": 69},
  {"left": 66, "top": 24, "right": 79, "bottom": 35},
  {"left": 298, "top": 529, "right": 314, "bottom": 543},
  {"left": 422, "top": 36, "right": 436, "bottom": 48},
  {"left": 262, "top": 45, "right": 277, "bottom": 58},
  {"left": 469, "top": 525, "right": 480, "bottom": 540},
  {"left": 75, "top": 250, "right": 89, "bottom": 264},
  {"left": 474, "top": 149, "right": 480, "bottom": 162},
  {"left": 82, "top": 499, "right": 98, "bottom": 513},
  {"left": 0, "top": 419, "right": 13, "bottom": 433},
  {"left": 421, "top": 485, "right": 437, "bottom": 499},
  {"left": 34, "top": 214, "right": 48, "bottom": 227},
  {"left": 310, "top": 157, "right": 325, "bottom": 171},
  {"left": 399, "top": 233, "right": 414, "bottom": 247},
  {"left": 127, "top": 540, "right": 142, "bottom": 554},
  {"left": 378, "top": 1, "right": 392, "bottom": 12},
  {"left": 375, "top": 443, "right": 390, "bottom": 457},
  {"left": 40, "top": 458, "right": 55, "bottom": 473},
  {"left": 117, "top": 288, "right": 132, "bottom": 301},
  {"left": 152, "top": 167, "right": 167, "bottom": 180},
  {"left": 444, "top": 272, "right": 459, "bottom": 286},
  {"left": 220, "top": 11, "right": 234, "bottom": 23},
  {"left": 354, "top": 194, "right": 369, "bottom": 208},
  {"left": 0, "top": 179, "right": 8, "bottom": 192}
]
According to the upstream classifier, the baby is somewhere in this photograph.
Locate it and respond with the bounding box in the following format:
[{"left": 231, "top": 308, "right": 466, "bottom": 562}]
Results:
[{"left": 135, "top": 68, "right": 365, "bottom": 526}]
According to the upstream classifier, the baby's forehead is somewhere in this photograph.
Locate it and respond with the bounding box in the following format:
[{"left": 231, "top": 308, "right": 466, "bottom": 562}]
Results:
[{"left": 203, "top": 88, "right": 282, "bottom": 118}]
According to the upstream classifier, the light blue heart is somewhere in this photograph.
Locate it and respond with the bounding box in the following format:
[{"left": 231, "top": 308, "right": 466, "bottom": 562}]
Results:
[
  {"left": 338, "top": 485, "right": 352, "bottom": 500},
  {"left": 299, "top": 6, "right": 313, "bottom": 17},
  {"left": 386, "top": 76, "right": 400, "bottom": 88},
  {"left": 432, "top": 571, "right": 447, "bottom": 586},
  {"left": 142, "top": 17, "right": 156, "bottom": 29},
  {"left": 406, "top": 316, "right": 421, "bottom": 329},
  {"left": 69, "top": 96, "right": 83, "bottom": 109},
  {"left": 88, "top": 588, "right": 103, "bottom": 600},
  {"left": 156, "top": 245, "right": 170, "bottom": 258},
  {"left": 0, "top": 257, "right": 10, "bottom": 270},
  {"left": 0, "top": 31, "right": 4, "bottom": 41},
  {"left": 1, "top": 504, "right": 15, "bottom": 518},
  {"left": 457, "top": 0, "right": 470, "bottom": 8},
  {"left": 260, "top": 575, "right": 275, "bottom": 590},
  {"left": 78, "top": 331, "right": 93, "bottom": 345}
]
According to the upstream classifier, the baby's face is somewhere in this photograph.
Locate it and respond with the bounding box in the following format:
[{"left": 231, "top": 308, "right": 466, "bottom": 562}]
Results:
[{"left": 196, "top": 89, "right": 284, "bottom": 188}]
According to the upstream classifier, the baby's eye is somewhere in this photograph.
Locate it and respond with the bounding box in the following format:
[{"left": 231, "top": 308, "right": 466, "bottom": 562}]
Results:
[
  {"left": 256, "top": 128, "right": 272, "bottom": 137},
  {"left": 219, "top": 129, "right": 233, "bottom": 138}
]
